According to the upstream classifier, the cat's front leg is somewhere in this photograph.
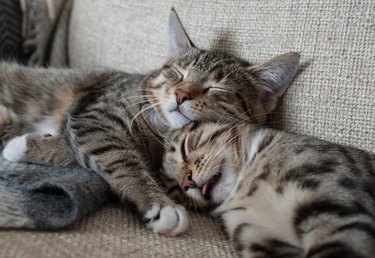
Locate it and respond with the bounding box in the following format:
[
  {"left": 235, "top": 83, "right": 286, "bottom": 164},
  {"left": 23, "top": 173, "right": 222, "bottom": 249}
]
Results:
[
  {"left": 67, "top": 117, "right": 189, "bottom": 236},
  {"left": 102, "top": 161, "right": 189, "bottom": 236},
  {"left": 2, "top": 134, "right": 77, "bottom": 166},
  {"left": 92, "top": 158, "right": 189, "bottom": 236}
]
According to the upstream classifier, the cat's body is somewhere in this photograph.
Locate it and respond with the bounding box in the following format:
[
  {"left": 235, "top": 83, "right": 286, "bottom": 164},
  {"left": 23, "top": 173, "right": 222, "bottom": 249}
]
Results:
[
  {"left": 0, "top": 63, "right": 182, "bottom": 232},
  {"left": 0, "top": 10, "right": 300, "bottom": 235},
  {"left": 0, "top": 64, "right": 161, "bottom": 168},
  {"left": 163, "top": 122, "right": 375, "bottom": 257}
]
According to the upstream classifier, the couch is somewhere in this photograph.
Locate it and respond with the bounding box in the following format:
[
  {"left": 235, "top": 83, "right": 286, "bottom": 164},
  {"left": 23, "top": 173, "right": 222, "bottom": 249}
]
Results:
[{"left": 1, "top": 0, "right": 374, "bottom": 257}]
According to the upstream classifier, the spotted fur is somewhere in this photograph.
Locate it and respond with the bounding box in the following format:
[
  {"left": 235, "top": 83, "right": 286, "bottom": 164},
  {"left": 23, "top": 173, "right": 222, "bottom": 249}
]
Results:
[
  {"left": 0, "top": 10, "right": 299, "bottom": 235},
  {"left": 163, "top": 122, "right": 375, "bottom": 256}
]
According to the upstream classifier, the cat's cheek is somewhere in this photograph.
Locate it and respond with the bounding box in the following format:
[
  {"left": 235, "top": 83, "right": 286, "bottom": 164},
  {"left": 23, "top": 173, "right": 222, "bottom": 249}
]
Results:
[
  {"left": 211, "top": 178, "right": 237, "bottom": 205},
  {"left": 211, "top": 186, "right": 231, "bottom": 205}
]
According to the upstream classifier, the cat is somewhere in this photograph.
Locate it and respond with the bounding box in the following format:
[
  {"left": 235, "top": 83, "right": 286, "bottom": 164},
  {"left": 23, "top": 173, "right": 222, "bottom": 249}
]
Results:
[
  {"left": 162, "top": 121, "right": 375, "bottom": 257},
  {"left": 0, "top": 9, "right": 300, "bottom": 236}
]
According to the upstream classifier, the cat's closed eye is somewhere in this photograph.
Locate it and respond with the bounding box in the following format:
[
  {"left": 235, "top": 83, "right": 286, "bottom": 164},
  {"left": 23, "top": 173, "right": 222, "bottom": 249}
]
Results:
[{"left": 162, "top": 66, "right": 184, "bottom": 82}]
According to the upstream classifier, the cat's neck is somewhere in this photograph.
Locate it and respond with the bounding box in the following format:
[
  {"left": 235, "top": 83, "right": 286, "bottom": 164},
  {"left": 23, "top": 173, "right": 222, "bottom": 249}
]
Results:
[{"left": 227, "top": 124, "right": 270, "bottom": 171}]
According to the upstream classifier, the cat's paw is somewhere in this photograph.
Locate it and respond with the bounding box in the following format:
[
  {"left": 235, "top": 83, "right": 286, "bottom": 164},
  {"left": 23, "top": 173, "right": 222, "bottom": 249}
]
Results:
[
  {"left": 143, "top": 203, "right": 189, "bottom": 236},
  {"left": 2, "top": 134, "right": 28, "bottom": 162}
]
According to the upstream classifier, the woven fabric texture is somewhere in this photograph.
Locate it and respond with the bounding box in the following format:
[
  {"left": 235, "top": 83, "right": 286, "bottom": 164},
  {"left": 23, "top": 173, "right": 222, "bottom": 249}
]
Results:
[
  {"left": 0, "top": 203, "right": 235, "bottom": 258},
  {"left": 69, "top": 0, "right": 375, "bottom": 153}
]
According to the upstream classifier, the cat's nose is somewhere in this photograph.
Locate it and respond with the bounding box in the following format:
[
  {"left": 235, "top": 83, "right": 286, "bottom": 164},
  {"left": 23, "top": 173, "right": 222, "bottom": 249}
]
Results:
[
  {"left": 180, "top": 173, "right": 197, "bottom": 191},
  {"left": 175, "top": 88, "right": 191, "bottom": 105}
]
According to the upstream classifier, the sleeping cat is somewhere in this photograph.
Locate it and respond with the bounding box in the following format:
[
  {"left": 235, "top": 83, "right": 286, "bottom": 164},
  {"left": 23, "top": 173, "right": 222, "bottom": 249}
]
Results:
[
  {"left": 162, "top": 121, "right": 375, "bottom": 257},
  {"left": 0, "top": 10, "right": 300, "bottom": 236}
]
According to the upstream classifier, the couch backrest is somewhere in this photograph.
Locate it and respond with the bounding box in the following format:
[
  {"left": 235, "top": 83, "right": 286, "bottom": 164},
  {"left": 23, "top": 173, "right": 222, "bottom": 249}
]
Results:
[{"left": 69, "top": 0, "right": 374, "bottom": 153}]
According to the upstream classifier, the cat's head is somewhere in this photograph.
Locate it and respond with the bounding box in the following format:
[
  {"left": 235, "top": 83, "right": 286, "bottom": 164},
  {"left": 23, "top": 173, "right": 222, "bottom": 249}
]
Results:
[
  {"left": 162, "top": 121, "right": 245, "bottom": 208},
  {"left": 143, "top": 9, "right": 300, "bottom": 132}
]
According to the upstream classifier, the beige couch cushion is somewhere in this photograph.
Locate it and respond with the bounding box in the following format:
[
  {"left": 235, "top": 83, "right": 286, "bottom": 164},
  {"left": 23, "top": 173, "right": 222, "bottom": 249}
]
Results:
[{"left": 0, "top": 203, "right": 235, "bottom": 257}]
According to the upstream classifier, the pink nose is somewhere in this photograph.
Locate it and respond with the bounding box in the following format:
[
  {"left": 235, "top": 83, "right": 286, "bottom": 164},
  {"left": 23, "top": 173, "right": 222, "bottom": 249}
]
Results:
[
  {"left": 180, "top": 173, "right": 197, "bottom": 191},
  {"left": 175, "top": 88, "right": 191, "bottom": 105}
]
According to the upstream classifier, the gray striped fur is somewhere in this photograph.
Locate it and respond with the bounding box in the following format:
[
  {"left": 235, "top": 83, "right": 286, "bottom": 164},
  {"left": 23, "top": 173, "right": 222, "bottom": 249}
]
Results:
[
  {"left": 0, "top": 10, "right": 299, "bottom": 235},
  {"left": 163, "top": 122, "right": 375, "bottom": 257}
]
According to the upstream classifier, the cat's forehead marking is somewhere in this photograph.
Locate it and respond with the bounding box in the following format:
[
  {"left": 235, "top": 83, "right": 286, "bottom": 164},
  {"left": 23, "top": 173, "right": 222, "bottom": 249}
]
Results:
[
  {"left": 153, "top": 73, "right": 167, "bottom": 85},
  {"left": 174, "top": 65, "right": 189, "bottom": 79}
]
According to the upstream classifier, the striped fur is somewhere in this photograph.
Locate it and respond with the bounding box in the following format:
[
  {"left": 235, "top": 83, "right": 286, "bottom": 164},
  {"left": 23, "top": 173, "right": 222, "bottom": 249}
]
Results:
[
  {"left": 162, "top": 122, "right": 375, "bottom": 256},
  {"left": 0, "top": 10, "right": 300, "bottom": 235}
]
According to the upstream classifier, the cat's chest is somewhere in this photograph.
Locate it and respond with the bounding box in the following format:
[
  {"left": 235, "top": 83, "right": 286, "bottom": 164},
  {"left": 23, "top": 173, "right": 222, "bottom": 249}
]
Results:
[{"left": 111, "top": 101, "right": 164, "bottom": 170}]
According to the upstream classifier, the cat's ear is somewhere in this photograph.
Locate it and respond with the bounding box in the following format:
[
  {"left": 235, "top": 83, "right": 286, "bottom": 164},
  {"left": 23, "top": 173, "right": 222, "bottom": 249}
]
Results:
[
  {"left": 168, "top": 8, "right": 195, "bottom": 60},
  {"left": 250, "top": 52, "right": 300, "bottom": 113}
]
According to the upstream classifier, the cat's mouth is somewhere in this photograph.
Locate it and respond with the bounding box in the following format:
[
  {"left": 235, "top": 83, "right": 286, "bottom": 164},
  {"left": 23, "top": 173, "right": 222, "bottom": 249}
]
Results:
[
  {"left": 169, "top": 109, "right": 192, "bottom": 123},
  {"left": 201, "top": 172, "right": 222, "bottom": 200}
]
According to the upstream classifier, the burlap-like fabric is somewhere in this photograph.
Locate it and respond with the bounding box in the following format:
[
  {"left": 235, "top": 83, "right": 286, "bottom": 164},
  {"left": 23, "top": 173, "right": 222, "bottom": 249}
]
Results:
[
  {"left": 0, "top": 203, "right": 235, "bottom": 257},
  {"left": 2, "top": 1, "right": 374, "bottom": 257}
]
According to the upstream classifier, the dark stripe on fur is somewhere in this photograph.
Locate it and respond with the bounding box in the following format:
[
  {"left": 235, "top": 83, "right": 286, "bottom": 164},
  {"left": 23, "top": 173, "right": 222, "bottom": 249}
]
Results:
[
  {"left": 232, "top": 223, "right": 251, "bottom": 254},
  {"left": 338, "top": 177, "right": 357, "bottom": 190},
  {"left": 300, "top": 178, "right": 321, "bottom": 190},
  {"left": 362, "top": 181, "right": 375, "bottom": 202},
  {"left": 189, "top": 121, "right": 201, "bottom": 131},
  {"left": 89, "top": 144, "right": 127, "bottom": 156},
  {"left": 104, "top": 158, "right": 140, "bottom": 174},
  {"left": 235, "top": 93, "right": 249, "bottom": 114},
  {"left": 250, "top": 239, "right": 302, "bottom": 258},
  {"left": 104, "top": 112, "right": 130, "bottom": 133},
  {"left": 247, "top": 184, "right": 258, "bottom": 196},
  {"left": 294, "top": 200, "right": 370, "bottom": 234},
  {"left": 306, "top": 241, "right": 363, "bottom": 258},
  {"left": 197, "top": 126, "right": 229, "bottom": 149},
  {"left": 338, "top": 146, "right": 362, "bottom": 176},
  {"left": 230, "top": 207, "right": 247, "bottom": 212},
  {"left": 282, "top": 160, "right": 339, "bottom": 184},
  {"left": 106, "top": 158, "right": 128, "bottom": 168},
  {"left": 363, "top": 152, "right": 375, "bottom": 176},
  {"left": 166, "top": 185, "right": 180, "bottom": 195},
  {"left": 256, "top": 163, "right": 271, "bottom": 181},
  {"left": 75, "top": 126, "right": 109, "bottom": 138},
  {"left": 229, "top": 127, "right": 241, "bottom": 156},
  {"left": 74, "top": 84, "right": 107, "bottom": 113},
  {"left": 332, "top": 222, "right": 375, "bottom": 240},
  {"left": 180, "top": 137, "right": 187, "bottom": 161},
  {"left": 295, "top": 143, "right": 335, "bottom": 155},
  {"left": 257, "top": 134, "right": 275, "bottom": 154}
]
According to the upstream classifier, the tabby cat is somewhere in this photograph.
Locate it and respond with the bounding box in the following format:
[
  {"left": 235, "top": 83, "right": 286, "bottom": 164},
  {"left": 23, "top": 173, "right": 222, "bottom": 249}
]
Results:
[
  {"left": 0, "top": 10, "right": 300, "bottom": 236},
  {"left": 162, "top": 121, "right": 375, "bottom": 257}
]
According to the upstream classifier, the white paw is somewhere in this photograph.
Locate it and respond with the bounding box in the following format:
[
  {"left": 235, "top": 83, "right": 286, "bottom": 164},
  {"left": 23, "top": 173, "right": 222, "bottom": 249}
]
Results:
[
  {"left": 3, "top": 134, "right": 28, "bottom": 162},
  {"left": 144, "top": 203, "right": 189, "bottom": 236}
]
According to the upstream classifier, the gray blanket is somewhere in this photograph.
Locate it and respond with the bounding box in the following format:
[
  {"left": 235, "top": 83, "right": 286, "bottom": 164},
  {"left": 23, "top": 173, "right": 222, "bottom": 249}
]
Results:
[{"left": 0, "top": 156, "right": 110, "bottom": 229}]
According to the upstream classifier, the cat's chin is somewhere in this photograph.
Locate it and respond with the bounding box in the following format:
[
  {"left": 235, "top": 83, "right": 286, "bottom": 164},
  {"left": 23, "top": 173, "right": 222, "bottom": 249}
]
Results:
[
  {"left": 187, "top": 172, "right": 236, "bottom": 207},
  {"left": 166, "top": 110, "right": 191, "bottom": 129},
  {"left": 209, "top": 177, "right": 236, "bottom": 205}
]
